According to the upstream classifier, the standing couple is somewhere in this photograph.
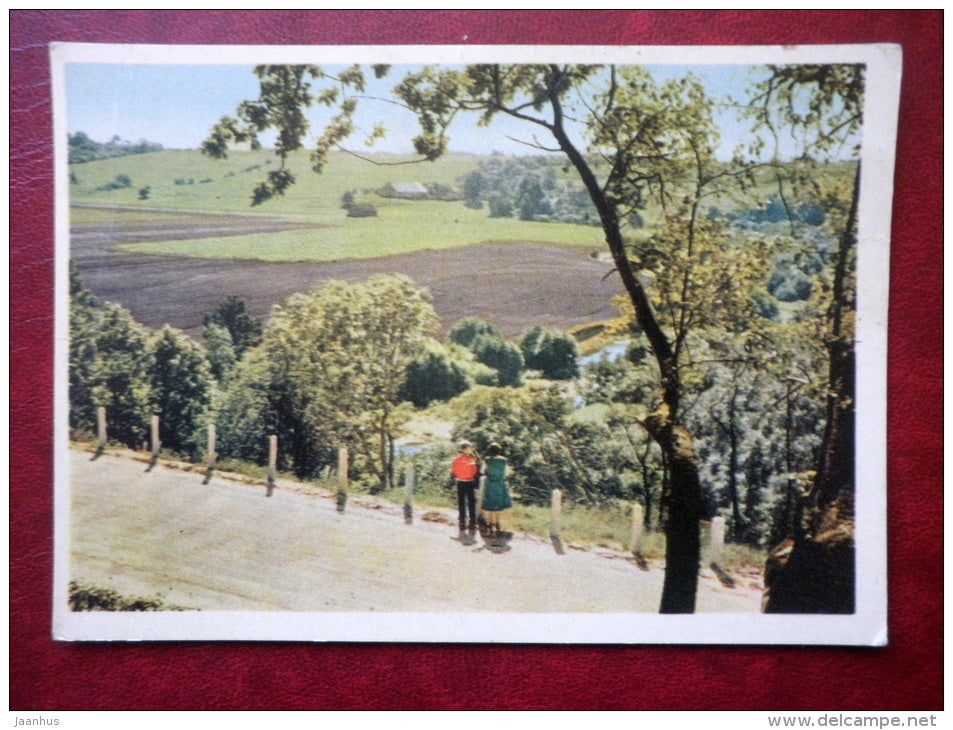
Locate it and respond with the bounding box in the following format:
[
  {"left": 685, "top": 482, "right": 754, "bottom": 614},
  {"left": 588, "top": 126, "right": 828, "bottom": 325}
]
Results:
[{"left": 451, "top": 440, "right": 512, "bottom": 541}]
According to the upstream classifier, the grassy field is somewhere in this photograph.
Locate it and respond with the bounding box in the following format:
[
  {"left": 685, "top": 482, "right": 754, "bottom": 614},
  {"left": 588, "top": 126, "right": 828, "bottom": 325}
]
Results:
[
  {"left": 71, "top": 148, "right": 606, "bottom": 261},
  {"left": 71, "top": 148, "right": 491, "bottom": 217},
  {"left": 112, "top": 201, "right": 605, "bottom": 261},
  {"left": 69, "top": 148, "right": 854, "bottom": 266}
]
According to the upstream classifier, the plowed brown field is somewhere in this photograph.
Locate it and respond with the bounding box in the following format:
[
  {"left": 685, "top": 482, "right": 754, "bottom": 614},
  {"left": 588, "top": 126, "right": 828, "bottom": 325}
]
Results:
[{"left": 70, "top": 207, "right": 624, "bottom": 339}]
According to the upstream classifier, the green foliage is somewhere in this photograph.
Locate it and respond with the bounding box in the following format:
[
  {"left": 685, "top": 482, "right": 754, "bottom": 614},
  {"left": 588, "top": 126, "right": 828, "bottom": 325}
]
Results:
[
  {"left": 210, "top": 349, "right": 287, "bottom": 470},
  {"left": 398, "top": 341, "right": 471, "bottom": 408},
  {"left": 516, "top": 173, "right": 553, "bottom": 221},
  {"left": 768, "top": 270, "right": 813, "bottom": 302},
  {"left": 148, "top": 326, "right": 214, "bottom": 455},
  {"left": 471, "top": 335, "right": 524, "bottom": 387},
  {"left": 487, "top": 193, "right": 514, "bottom": 219},
  {"left": 724, "top": 197, "right": 828, "bottom": 228},
  {"left": 345, "top": 202, "right": 378, "bottom": 217},
  {"left": 201, "top": 64, "right": 379, "bottom": 204},
  {"left": 745, "top": 64, "right": 864, "bottom": 162},
  {"left": 203, "top": 295, "right": 263, "bottom": 358},
  {"left": 460, "top": 156, "right": 597, "bottom": 225},
  {"left": 66, "top": 63, "right": 860, "bottom": 592},
  {"left": 232, "top": 274, "right": 439, "bottom": 487},
  {"left": 449, "top": 385, "right": 643, "bottom": 507},
  {"left": 580, "top": 350, "right": 656, "bottom": 407},
  {"left": 520, "top": 326, "right": 580, "bottom": 380},
  {"left": 202, "top": 321, "right": 237, "bottom": 382},
  {"left": 95, "top": 173, "right": 133, "bottom": 191},
  {"left": 765, "top": 241, "right": 833, "bottom": 302},
  {"left": 448, "top": 317, "right": 503, "bottom": 349},
  {"left": 68, "top": 132, "right": 163, "bottom": 165},
  {"left": 69, "top": 265, "right": 215, "bottom": 454},
  {"left": 462, "top": 170, "right": 485, "bottom": 209},
  {"left": 69, "top": 148, "right": 604, "bottom": 260},
  {"left": 399, "top": 442, "right": 458, "bottom": 504},
  {"left": 69, "top": 265, "right": 153, "bottom": 448},
  {"left": 447, "top": 317, "right": 524, "bottom": 386}
]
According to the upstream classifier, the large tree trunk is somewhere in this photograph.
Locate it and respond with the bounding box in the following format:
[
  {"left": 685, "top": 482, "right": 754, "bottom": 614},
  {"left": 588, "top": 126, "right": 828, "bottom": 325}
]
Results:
[
  {"left": 548, "top": 72, "right": 706, "bottom": 613},
  {"left": 645, "top": 411, "right": 705, "bottom": 613},
  {"left": 762, "top": 165, "right": 859, "bottom": 614}
]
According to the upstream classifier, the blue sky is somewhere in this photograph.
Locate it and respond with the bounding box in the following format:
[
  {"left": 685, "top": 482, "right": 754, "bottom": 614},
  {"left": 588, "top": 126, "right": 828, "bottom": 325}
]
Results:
[{"left": 64, "top": 62, "right": 768, "bottom": 158}]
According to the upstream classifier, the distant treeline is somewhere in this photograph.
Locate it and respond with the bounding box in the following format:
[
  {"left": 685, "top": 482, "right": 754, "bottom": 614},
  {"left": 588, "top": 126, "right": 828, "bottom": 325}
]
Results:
[{"left": 68, "top": 132, "right": 164, "bottom": 165}]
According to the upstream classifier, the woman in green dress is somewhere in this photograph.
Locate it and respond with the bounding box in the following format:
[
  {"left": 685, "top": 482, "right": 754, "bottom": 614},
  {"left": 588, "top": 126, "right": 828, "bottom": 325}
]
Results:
[{"left": 481, "top": 442, "right": 513, "bottom": 539}]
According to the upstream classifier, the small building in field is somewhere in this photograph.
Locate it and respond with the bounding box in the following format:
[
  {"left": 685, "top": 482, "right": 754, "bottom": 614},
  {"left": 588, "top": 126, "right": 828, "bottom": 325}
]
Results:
[{"left": 379, "top": 182, "right": 429, "bottom": 200}]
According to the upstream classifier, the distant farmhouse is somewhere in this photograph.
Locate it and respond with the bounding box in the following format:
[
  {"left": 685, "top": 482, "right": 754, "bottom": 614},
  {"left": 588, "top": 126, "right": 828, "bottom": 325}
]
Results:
[
  {"left": 379, "top": 182, "right": 429, "bottom": 200},
  {"left": 378, "top": 181, "right": 461, "bottom": 202}
]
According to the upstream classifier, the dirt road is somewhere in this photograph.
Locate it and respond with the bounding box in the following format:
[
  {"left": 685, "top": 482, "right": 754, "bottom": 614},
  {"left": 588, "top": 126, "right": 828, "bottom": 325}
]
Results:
[{"left": 67, "top": 447, "right": 763, "bottom": 615}]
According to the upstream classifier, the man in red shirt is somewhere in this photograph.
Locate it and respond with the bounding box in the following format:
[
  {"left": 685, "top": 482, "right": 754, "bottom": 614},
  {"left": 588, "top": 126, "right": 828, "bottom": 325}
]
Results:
[{"left": 451, "top": 440, "right": 480, "bottom": 536}]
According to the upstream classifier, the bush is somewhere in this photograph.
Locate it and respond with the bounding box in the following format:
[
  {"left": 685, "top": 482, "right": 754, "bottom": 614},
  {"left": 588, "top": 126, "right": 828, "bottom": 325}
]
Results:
[
  {"left": 521, "top": 326, "right": 580, "bottom": 380},
  {"left": 471, "top": 335, "right": 524, "bottom": 387},
  {"left": 95, "top": 173, "right": 133, "bottom": 191},
  {"left": 487, "top": 194, "right": 514, "bottom": 219},
  {"left": 768, "top": 270, "right": 813, "bottom": 302},
  {"left": 346, "top": 202, "right": 378, "bottom": 218},
  {"left": 399, "top": 342, "right": 471, "bottom": 408},
  {"left": 448, "top": 317, "right": 504, "bottom": 349},
  {"left": 203, "top": 295, "right": 263, "bottom": 357}
]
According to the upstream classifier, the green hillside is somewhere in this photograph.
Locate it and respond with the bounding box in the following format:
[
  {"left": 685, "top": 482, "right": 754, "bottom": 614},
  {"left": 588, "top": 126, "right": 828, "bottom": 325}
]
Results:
[
  {"left": 69, "top": 148, "right": 489, "bottom": 219},
  {"left": 68, "top": 148, "right": 854, "bottom": 264},
  {"left": 68, "top": 148, "right": 606, "bottom": 261}
]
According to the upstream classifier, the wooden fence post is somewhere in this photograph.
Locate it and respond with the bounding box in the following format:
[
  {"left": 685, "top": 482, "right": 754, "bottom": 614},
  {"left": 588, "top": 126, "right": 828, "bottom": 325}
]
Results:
[
  {"left": 709, "top": 515, "right": 725, "bottom": 566},
  {"left": 96, "top": 406, "right": 107, "bottom": 453},
  {"left": 266, "top": 435, "right": 277, "bottom": 497},
  {"left": 630, "top": 503, "right": 648, "bottom": 569},
  {"left": 203, "top": 424, "right": 216, "bottom": 484},
  {"left": 550, "top": 488, "right": 565, "bottom": 555},
  {"left": 475, "top": 474, "right": 487, "bottom": 530},
  {"left": 707, "top": 515, "right": 735, "bottom": 587},
  {"left": 150, "top": 415, "right": 160, "bottom": 454},
  {"left": 336, "top": 447, "right": 348, "bottom": 513},
  {"left": 146, "top": 414, "right": 161, "bottom": 471},
  {"left": 403, "top": 463, "right": 414, "bottom": 524}
]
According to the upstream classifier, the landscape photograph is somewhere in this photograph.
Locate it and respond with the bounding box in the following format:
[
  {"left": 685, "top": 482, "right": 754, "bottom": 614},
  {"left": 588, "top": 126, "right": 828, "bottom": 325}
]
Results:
[{"left": 52, "top": 43, "right": 898, "bottom": 644}]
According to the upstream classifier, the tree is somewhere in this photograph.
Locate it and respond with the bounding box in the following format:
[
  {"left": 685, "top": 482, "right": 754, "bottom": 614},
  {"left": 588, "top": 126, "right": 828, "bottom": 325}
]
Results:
[
  {"left": 148, "top": 326, "right": 214, "bottom": 455},
  {"left": 399, "top": 340, "right": 471, "bottom": 408},
  {"left": 743, "top": 65, "right": 864, "bottom": 614},
  {"left": 461, "top": 170, "right": 485, "bottom": 209},
  {"left": 201, "top": 62, "right": 826, "bottom": 613},
  {"left": 448, "top": 317, "right": 503, "bottom": 349},
  {"left": 202, "top": 321, "right": 238, "bottom": 382},
  {"left": 516, "top": 173, "right": 553, "bottom": 221},
  {"left": 212, "top": 347, "right": 286, "bottom": 470},
  {"left": 203, "top": 295, "right": 263, "bottom": 358},
  {"left": 261, "top": 274, "right": 439, "bottom": 490},
  {"left": 521, "top": 326, "right": 580, "bottom": 380},
  {"left": 471, "top": 335, "right": 524, "bottom": 387},
  {"left": 447, "top": 316, "right": 524, "bottom": 386},
  {"left": 68, "top": 131, "right": 163, "bottom": 164},
  {"left": 69, "top": 264, "right": 153, "bottom": 448}
]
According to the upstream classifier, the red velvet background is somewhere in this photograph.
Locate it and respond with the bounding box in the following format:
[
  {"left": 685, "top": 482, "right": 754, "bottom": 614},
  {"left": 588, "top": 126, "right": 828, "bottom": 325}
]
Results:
[{"left": 10, "top": 10, "right": 943, "bottom": 711}]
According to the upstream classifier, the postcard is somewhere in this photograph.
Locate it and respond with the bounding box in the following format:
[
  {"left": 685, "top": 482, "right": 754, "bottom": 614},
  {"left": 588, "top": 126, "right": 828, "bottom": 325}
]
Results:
[{"left": 51, "top": 42, "right": 900, "bottom": 644}]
